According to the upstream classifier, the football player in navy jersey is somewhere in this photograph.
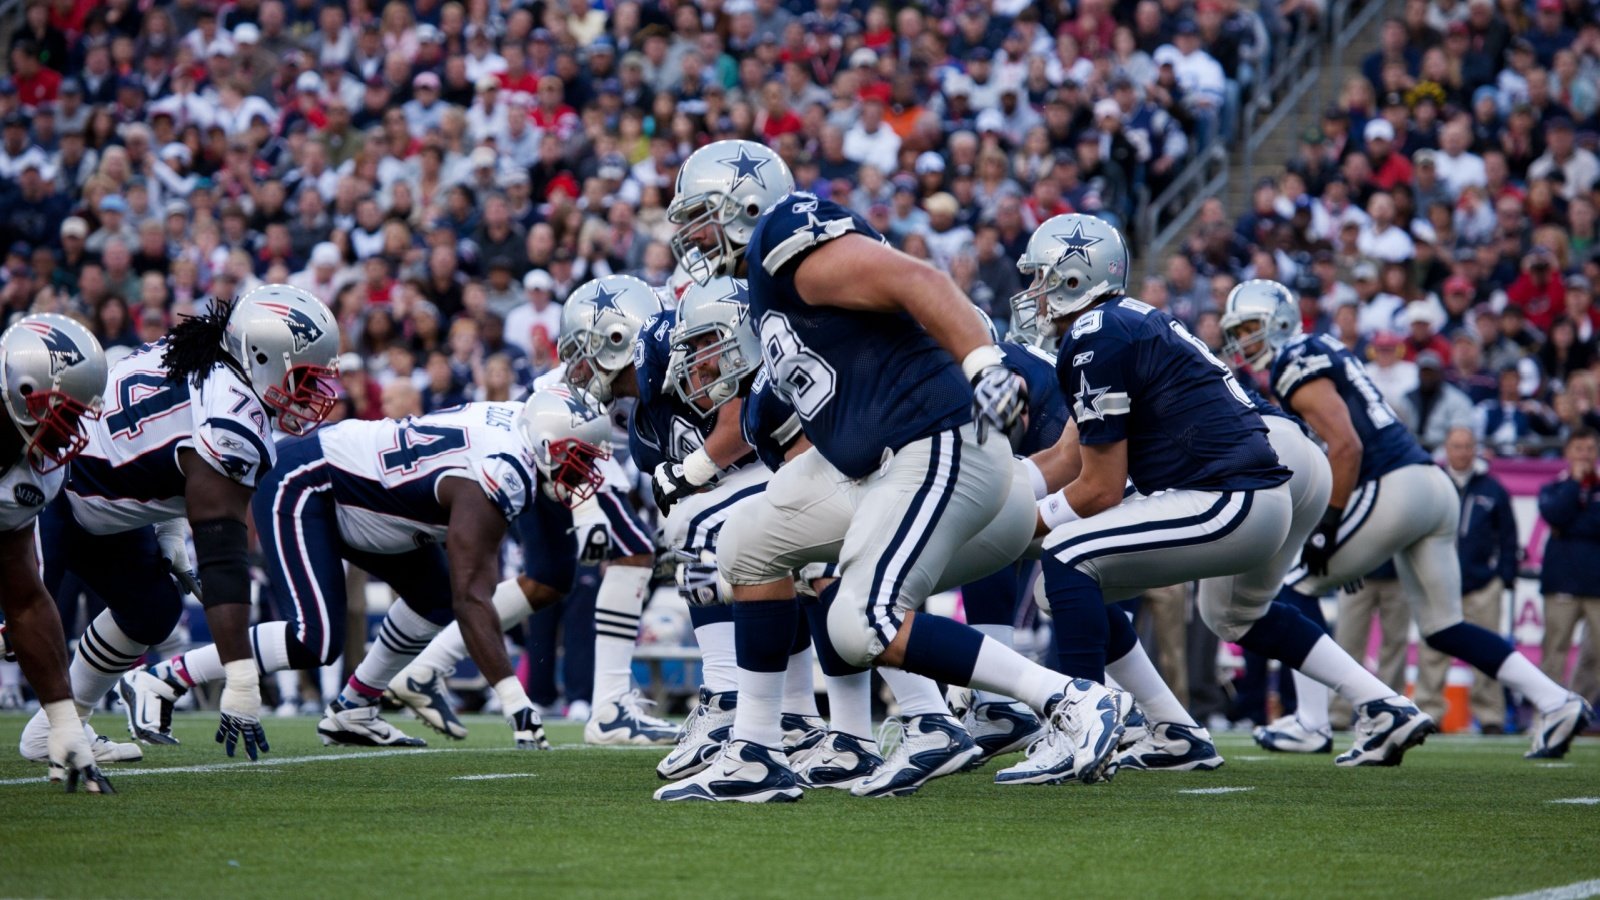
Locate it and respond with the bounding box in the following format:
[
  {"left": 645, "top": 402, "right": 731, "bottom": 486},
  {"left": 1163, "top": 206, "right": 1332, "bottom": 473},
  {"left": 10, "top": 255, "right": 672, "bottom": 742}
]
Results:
[
  {"left": 1225, "top": 279, "right": 1593, "bottom": 760},
  {"left": 0, "top": 314, "right": 115, "bottom": 791},
  {"left": 1010, "top": 215, "right": 1443, "bottom": 771},
  {"left": 653, "top": 139, "right": 1124, "bottom": 802}
]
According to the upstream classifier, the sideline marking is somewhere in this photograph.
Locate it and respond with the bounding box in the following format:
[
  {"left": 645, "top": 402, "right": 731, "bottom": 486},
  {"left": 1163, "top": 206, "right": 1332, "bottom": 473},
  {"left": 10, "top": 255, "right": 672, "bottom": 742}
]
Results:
[
  {"left": 1485, "top": 878, "right": 1600, "bottom": 900},
  {"left": 0, "top": 747, "right": 504, "bottom": 787}
]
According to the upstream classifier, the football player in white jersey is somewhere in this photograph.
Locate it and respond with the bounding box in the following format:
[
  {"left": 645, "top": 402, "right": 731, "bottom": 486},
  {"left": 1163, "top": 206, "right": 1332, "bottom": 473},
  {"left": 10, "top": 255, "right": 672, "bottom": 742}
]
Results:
[
  {"left": 21, "top": 286, "right": 340, "bottom": 763},
  {"left": 127, "top": 392, "right": 610, "bottom": 749},
  {"left": 0, "top": 314, "right": 115, "bottom": 791},
  {"left": 388, "top": 371, "right": 667, "bottom": 745}
]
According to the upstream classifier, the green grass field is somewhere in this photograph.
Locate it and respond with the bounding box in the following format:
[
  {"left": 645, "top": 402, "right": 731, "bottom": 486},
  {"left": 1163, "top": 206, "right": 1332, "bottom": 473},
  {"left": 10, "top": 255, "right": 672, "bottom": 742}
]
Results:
[{"left": 1, "top": 712, "right": 1596, "bottom": 899}]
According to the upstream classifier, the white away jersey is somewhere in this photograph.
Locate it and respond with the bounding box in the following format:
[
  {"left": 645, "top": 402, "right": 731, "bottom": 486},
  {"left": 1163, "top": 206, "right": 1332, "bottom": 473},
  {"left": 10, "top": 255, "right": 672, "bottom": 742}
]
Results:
[
  {"left": 0, "top": 458, "right": 62, "bottom": 533},
  {"left": 318, "top": 402, "right": 536, "bottom": 554},
  {"left": 67, "top": 343, "right": 276, "bottom": 535}
]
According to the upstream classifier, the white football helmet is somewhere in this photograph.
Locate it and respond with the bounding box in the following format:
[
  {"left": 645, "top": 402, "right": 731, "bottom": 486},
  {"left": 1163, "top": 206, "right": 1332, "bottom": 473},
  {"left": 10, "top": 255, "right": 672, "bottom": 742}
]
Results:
[
  {"left": 224, "top": 284, "right": 341, "bottom": 435},
  {"left": 0, "top": 314, "right": 107, "bottom": 473},
  {"left": 558, "top": 275, "right": 662, "bottom": 403},
  {"left": 669, "top": 277, "right": 757, "bottom": 414},
  {"left": 518, "top": 388, "right": 612, "bottom": 508},
  {"left": 1012, "top": 214, "right": 1130, "bottom": 338},
  {"left": 668, "top": 140, "right": 795, "bottom": 285},
  {"left": 1222, "top": 279, "right": 1302, "bottom": 372}
]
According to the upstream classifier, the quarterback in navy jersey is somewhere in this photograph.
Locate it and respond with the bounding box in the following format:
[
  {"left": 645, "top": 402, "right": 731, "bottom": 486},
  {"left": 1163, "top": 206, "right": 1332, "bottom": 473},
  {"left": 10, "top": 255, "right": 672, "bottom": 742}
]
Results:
[
  {"left": 654, "top": 139, "right": 1123, "bottom": 804},
  {"left": 1225, "top": 280, "right": 1591, "bottom": 760}
]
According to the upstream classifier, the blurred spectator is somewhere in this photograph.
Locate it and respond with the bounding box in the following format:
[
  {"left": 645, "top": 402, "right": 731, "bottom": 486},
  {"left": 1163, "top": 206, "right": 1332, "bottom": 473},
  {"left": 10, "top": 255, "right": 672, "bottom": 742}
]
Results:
[
  {"left": 1368, "top": 331, "right": 1420, "bottom": 407},
  {"left": 1414, "top": 427, "right": 1518, "bottom": 728},
  {"left": 1475, "top": 363, "right": 1559, "bottom": 454},
  {"left": 1537, "top": 429, "right": 1600, "bottom": 690},
  {"left": 1401, "top": 350, "right": 1475, "bottom": 449}
]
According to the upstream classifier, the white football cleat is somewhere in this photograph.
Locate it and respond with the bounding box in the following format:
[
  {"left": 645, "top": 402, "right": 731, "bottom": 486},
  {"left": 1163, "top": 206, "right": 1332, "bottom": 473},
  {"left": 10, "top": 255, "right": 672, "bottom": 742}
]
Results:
[
  {"left": 1115, "top": 721, "right": 1224, "bottom": 772},
  {"left": 963, "top": 700, "right": 1043, "bottom": 763},
  {"left": 118, "top": 668, "right": 185, "bottom": 745},
  {"left": 1252, "top": 714, "right": 1332, "bottom": 754},
  {"left": 317, "top": 702, "right": 427, "bottom": 747},
  {"left": 387, "top": 665, "right": 468, "bottom": 740},
  {"left": 21, "top": 713, "right": 143, "bottom": 764},
  {"left": 848, "top": 714, "right": 982, "bottom": 798},
  {"left": 1336, "top": 696, "right": 1435, "bottom": 767},
  {"left": 1525, "top": 694, "right": 1594, "bottom": 760},
  {"left": 781, "top": 712, "right": 827, "bottom": 757},
  {"left": 657, "top": 687, "right": 736, "bottom": 779},
  {"left": 652, "top": 739, "right": 802, "bottom": 803},
  {"left": 792, "top": 731, "right": 883, "bottom": 790},
  {"left": 584, "top": 690, "right": 679, "bottom": 745},
  {"left": 994, "top": 680, "right": 1127, "bottom": 786}
]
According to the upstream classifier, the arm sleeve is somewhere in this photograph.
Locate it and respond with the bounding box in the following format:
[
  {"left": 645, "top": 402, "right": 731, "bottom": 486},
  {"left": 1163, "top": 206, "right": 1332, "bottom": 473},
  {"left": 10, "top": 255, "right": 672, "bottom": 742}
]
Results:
[
  {"left": 191, "top": 380, "right": 275, "bottom": 488},
  {"left": 1495, "top": 485, "right": 1520, "bottom": 584},
  {"left": 1068, "top": 332, "right": 1135, "bottom": 446},
  {"left": 1538, "top": 479, "right": 1583, "bottom": 530},
  {"left": 1270, "top": 340, "right": 1336, "bottom": 406}
]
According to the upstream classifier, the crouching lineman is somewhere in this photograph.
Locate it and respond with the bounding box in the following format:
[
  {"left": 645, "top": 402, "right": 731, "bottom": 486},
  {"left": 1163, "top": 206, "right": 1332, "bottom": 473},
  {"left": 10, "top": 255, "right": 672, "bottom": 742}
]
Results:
[
  {"left": 0, "top": 314, "right": 114, "bottom": 791},
  {"left": 654, "top": 140, "right": 1126, "bottom": 803},
  {"left": 1014, "top": 217, "right": 1433, "bottom": 770},
  {"left": 20, "top": 287, "right": 339, "bottom": 763},
  {"left": 389, "top": 350, "right": 666, "bottom": 746},
  {"left": 1223, "top": 279, "right": 1592, "bottom": 759},
  {"left": 124, "top": 392, "right": 612, "bottom": 751}
]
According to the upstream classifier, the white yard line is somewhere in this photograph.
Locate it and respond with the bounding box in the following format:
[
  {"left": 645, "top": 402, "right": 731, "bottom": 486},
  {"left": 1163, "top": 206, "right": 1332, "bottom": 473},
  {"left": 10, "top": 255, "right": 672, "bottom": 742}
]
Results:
[
  {"left": 1177, "top": 786, "right": 1254, "bottom": 795},
  {"left": 1547, "top": 798, "right": 1600, "bottom": 805},
  {"left": 1486, "top": 878, "right": 1600, "bottom": 900},
  {"left": 452, "top": 773, "right": 538, "bottom": 781},
  {"left": 0, "top": 746, "right": 509, "bottom": 787}
]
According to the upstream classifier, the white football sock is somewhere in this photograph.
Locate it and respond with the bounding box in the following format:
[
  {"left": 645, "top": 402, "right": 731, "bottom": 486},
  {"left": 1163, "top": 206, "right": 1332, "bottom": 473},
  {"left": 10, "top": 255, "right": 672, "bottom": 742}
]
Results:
[
  {"left": 971, "top": 623, "right": 1017, "bottom": 706},
  {"left": 880, "top": 666, "right": 947, "bottom": 718},
  {"left": 967, "top": 637, "right": 1067, "bottom": 712},
  {"left": 1289, "top": 670, "right": 1331, "bottom": 731},
  {"left": 730, "top": 669, "right": 785, "bottom": 747},
  {"left": 1496, "top": 651, "right": 1570, "bottom": 714},
  {"left": 72, "top": 611, "right": 148, "bottom": 711},
  {"left": 1106, "top": 640, "right": 1198, "bottom": 727},
  {"left": 1299, "top": 635, "right": 1390, "bottom": 711},
  {"left": 592, "top": 565, "right": 650, "bottom": 706},
  {"left": 823, "top": 671, "right": 873, "bottom": 739},
  {"left": 411, "top": 579, "right": 532, "bottom": 675},
  {"left": 343, "top": 600, "right": 445, "bottom": 702},
  {"left": 694, "top": 621, "right": 739, "bottom": 695},
  {"left": 782, "top": 645, "right": 819, "bottom": 716}
]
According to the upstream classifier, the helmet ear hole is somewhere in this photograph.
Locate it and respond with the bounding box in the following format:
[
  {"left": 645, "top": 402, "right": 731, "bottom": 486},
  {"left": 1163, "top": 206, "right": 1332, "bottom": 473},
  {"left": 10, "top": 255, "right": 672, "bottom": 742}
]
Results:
[
  {"left": 256, "top": 352, "right": 269, "bottom": 365},
  {"left": 1066, "top": 277, "right": 1080, "bottom": 289}
]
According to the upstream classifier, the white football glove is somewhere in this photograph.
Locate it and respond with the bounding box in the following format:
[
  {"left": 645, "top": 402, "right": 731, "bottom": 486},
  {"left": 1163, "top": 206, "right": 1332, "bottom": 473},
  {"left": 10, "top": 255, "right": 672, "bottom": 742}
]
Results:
[
  {"left": 154, "top": 519, "right": 201, "bottom": 599},
  {"left": 971, "top": 364, "right": 1029, "bottom": 448},
  {"left": 44, "top": 702, "right": 115, "bottom": 794}
]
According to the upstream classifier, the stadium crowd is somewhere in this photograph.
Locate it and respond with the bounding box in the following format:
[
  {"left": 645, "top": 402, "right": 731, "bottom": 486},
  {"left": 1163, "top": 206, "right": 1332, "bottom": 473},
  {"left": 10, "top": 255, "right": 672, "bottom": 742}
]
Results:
[{"left": 0, "top": 0, "right": 1303, "bottom": 431}]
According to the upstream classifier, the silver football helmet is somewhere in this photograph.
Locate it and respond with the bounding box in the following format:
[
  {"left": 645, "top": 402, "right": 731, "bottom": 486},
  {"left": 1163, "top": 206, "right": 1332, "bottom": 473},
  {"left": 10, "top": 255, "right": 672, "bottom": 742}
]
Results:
[
  {"left": 518, "top": 387, "right": 612, "bottom": 508},
  {"left": 0, "top": 314, "right": 107, "bottom": 473},
  {"left": 558, "top": 275, "right": 662, "bottom": 403},
  {"left": 668, "top": 140, "right": 795, "bottom": 285},
  {"left": 1012, "top": 214, "right": 1130, "bottom": 337},
  {"left": 670, "top": 277, "right": 757, "bottom": 414},
  {"left": 1222, "top": 279, "right": 1301, "bottom": 372},
  {"left": 224, "top": 284, "right": 340, "bottom": 435}
]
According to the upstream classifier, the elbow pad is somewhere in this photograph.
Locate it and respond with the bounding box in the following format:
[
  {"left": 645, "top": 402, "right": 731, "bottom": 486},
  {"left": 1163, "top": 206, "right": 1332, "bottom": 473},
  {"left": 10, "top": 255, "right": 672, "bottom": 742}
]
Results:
[{"left": 192, "top": 518, "right": 251, "bottom": 609}]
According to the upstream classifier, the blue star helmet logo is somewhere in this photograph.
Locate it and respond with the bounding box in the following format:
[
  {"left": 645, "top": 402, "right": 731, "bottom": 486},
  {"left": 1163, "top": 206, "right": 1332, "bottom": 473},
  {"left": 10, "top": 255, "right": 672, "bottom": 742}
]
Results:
[
  {"left": 1053, "top": 222, "right": 1103, "bottom": 267},
  {"left": 719, "top": 146, "right": 770, "bottom": 190},
  {"left": 588, "top": 283, "right": 622, "bottom": 316}
]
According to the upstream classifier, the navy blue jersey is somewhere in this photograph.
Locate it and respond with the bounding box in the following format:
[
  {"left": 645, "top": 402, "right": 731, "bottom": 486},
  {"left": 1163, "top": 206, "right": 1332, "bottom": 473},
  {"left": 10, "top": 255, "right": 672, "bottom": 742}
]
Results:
[
  {"left": 1233, "top": 362, "right": 1314, "bottom": 438},
  {"left": 745, "top": 193, "right": 972, "bottom": 478},
  {"left": 742, "top": 370, "right": 806, "bottom": 471},
  {"left": 1056, "top": 297, "right": 1289, "bottom": 493},
  {"left": 629, "top": 309, "right": 755, "bottom": 474},
  {"left": 1269, "top": 333, "right": 1431, "bottom": 483},
  {"left": 1001, "top": 342, "right": 1068, "bottom": 456}
]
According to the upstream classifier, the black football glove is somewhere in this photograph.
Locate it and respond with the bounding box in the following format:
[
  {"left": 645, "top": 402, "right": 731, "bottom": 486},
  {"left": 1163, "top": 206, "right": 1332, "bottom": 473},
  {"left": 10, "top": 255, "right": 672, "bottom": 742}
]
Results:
[
  {"left": 1300, "top": 506, "right": 1344, "bottom": 578},
  {"left": 652, "top": 461, "right": 699, "bottom": 515}
]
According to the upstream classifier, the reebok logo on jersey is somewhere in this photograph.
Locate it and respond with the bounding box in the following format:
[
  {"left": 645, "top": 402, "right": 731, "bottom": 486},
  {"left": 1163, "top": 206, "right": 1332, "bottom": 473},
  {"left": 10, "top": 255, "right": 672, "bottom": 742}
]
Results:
[
  {"left": 21, "top": 320, "right": 86, "bottom": 377},
  {"left": 12, "top": 484, "right": 43, "bottom": 507},
  {"left": 1073, "top": 351, "right": 1095, "bottom": 366}
]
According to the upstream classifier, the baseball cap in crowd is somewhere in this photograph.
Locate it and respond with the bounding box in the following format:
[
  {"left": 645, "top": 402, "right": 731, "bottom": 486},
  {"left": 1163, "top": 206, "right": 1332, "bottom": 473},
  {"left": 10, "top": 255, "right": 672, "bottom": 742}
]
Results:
[
  {"left": 1363, "top": 118, "right": 1395, "bottom": 143},
  {"left": 524, "top": 270, "right": 555, "bottom": 291},
  {"left": 59, "top": 78, "right": 81, "bottom": 96},
  {"left": 0, "top": 78, "right": 15, "bottom": 96},
  {"left": 414, "top": 72, "right": 441, "bottom": 90},
  {"left": 295, "top": 71, "right": 324, "bottom": 94},
  {"left": 1175, "top": 19, "right": 1200, "bottom": 35},
  {"left": 311, "top": 242, "right": 342, "bottom": 267},
  {"left": 1415, "top": 350, "right": 1444, "bottom": 371},
  {"left": 915, "top": 151, "right": 945, "bottom": 175},
  {"left": 597, "top": 154, "right": 628, "bottom": 179},
  {"left": 60, "top": 217, "right": 88, "bottom": 239},
  {"left": 1443, "top": 275, "right": 1475, "bottom": 295},
  {"left": 1567, "top": 273, "right": 1593, "bottom": 292},
  {"left": 417, "top": 24, "right": 444, "bottom": 44},
  {"left": 976, "top": 108, "right": 1005, "bottom": 134},
  {"left": 1548, "top": 115, "right": 1576, "bottom": 133},
  {"left": 100, "top": 194, "right": 128, "bottom": 214},
  {"left": 477, "top": 75, "right": 500, "bottom": 93},
  {"left": 164, "top": 200, "right": 189, "bottom": 219},
  {"left": 159, "top": 143, "right": 192, "bottom": 165},
  {"left": 849, "top": 47, "right": 877, "bottom": 68},
  {"left": 338, "top": 352, "right": 365, "bottom": 373},
  {"left": 233, "top": 23, "right": 260, "bottom": 45},
  {"left": 1353, "top": 261, "right": 1379, "bottom": 281},
  {"left": 1371, "top": 331, "right": 1402, "bottom": 350},
  {"left": 1536, "top": 0, "right": 1561, "bottom": 11},
  {"left": 965, "top": 47, "right": 992, "bottom": 63},
  {"left": 470, "top": 146, "right": 497, "bottom": 168},
  {"left": 1094, "top": 98, "right": 1121, "bottom": 120}
]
